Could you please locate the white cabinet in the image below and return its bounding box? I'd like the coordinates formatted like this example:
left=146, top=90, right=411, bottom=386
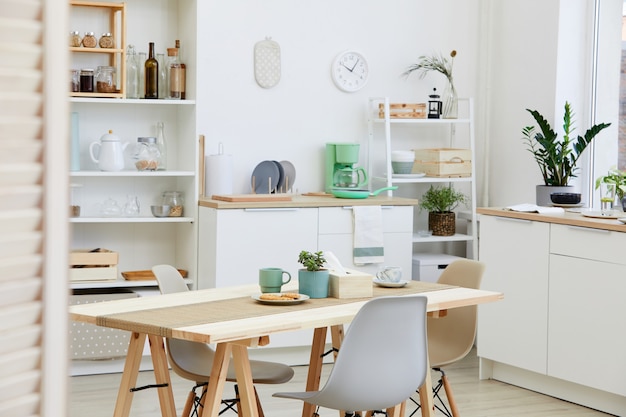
left=69, top=0, right=199, bottom=291
left=477, top=213, right=626, bottom=415
left=367, top=97, right=477, bottom=259
left=477, top=214, right=550, bottom=374
left=197, top=207, right=318, bottom=289
left=317, top=206, right=413, bottom=275
left=548, top=224, right=626, bottom=396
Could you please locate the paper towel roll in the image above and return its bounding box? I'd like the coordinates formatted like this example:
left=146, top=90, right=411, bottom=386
left=205, top=154, right=233, bottom=197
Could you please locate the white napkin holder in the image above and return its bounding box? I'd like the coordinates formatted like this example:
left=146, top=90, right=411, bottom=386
left=329, top=268, right=373, bottom=299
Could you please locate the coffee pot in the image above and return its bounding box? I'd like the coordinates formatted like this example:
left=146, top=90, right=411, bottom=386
left=89, top=130, right=128, bottom=171
left=333, top=166, right=368, bottom=188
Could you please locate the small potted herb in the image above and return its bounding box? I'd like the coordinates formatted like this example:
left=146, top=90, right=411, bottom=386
left=419, top=185, right=469, bottom=236
left=297, top=250, right=329, bottom=298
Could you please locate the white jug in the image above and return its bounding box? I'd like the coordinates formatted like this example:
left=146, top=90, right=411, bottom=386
left=89, top=130, right=128, bottom=171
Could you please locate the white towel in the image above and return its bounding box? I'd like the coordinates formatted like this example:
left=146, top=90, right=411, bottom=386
left=505, top=204, right=564, bottom=214
left=352, top=205, right=384, bottom=265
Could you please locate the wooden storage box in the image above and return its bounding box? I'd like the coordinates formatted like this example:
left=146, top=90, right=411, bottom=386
left=413, top=148, right=472, bottom=177
left=69, top=249, right=119, bottom=282
left=378, top=103, right=427, bottom=119
left=329, top=268, right=373, bottom=299
left=413, top=148, right=472, bottom=163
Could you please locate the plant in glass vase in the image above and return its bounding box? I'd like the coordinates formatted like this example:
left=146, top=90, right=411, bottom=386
left=595, top=166, right=626, bottom=211
left=402, top=50, right=458, bottom=118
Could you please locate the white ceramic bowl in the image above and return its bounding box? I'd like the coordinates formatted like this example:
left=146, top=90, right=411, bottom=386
left=391, top=150, right=415, bottom=162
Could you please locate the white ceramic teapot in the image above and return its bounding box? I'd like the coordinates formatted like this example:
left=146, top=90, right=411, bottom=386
left=89, top=130, right=128, bottom=171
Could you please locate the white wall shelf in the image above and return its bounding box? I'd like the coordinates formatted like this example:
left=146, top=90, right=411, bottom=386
left=70, top=216, right=193, bottom=223
left=71, top=170, right=195, bottom=177
left=69, top=97, right=196, bottom=105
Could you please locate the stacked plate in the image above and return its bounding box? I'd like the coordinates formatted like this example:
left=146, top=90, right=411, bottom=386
left=251, top=160, right=296, bottom=194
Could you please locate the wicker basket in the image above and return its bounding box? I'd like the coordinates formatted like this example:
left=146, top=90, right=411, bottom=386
left=428, top=212, right=456, bottom=236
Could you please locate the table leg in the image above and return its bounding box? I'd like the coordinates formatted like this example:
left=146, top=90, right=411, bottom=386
left=147, top=335, right=177, bottom=417
left=231, top=344, right=259, bottom=417
left=302, top=327, right=328, bottom=417
left=201, top=342, right=233, bottom=417
left=113, top=332, right=146, bottom=417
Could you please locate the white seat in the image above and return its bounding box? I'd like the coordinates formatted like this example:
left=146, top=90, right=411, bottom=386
left=273, top=295, right=429, bottom=415
left=151, top=264, right=294, bottom=417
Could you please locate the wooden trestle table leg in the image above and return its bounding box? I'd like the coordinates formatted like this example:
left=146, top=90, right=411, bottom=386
left=113, top=332, right=146, bottom=417
left=147, top=335, right=177, bottom=417
left=302, top=327, right=328, bottom=417
left=201, top=342, right=233, bottom=417
left=418, top=357, right=434, bottom=417
left=231, top=343, right=259, bottom=417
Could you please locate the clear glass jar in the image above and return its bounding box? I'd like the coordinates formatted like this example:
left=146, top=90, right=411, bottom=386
left=70, top=69, right=79, bottom=92
left=69, top=31, right=81, bottom=47
left=82, top=31, right=97, bottom=48
left=161, top=191, right=184, bottom=217
left=134, top=137, right=160, bottom=171
left=95, top=66, right=116, bottom=93
left=99, top=32, right=114, bottom=48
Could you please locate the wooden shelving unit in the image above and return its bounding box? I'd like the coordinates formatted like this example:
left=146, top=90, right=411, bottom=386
left=69, top=1, right=126, bottom=98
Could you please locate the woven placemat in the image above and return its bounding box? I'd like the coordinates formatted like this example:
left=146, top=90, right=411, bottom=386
left=97, top=281, right=453, bottom=338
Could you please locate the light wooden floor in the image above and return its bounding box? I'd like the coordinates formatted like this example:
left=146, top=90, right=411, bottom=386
left=69, top=348, right=611, bottom=417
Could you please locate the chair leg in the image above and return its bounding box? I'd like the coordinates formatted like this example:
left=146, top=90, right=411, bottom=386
left=440, top=373, right=460, bottom=417
left=182, top=389, right=196, bottom=417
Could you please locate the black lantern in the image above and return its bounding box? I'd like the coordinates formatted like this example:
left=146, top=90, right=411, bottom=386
left=428, top=88, right=442, bottom=119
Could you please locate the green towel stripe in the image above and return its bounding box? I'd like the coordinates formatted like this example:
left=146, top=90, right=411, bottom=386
left=353, top=247, right=384, bottom=257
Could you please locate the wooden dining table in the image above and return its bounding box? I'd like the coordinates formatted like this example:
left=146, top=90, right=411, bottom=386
left=69, top=280, right=503, bottom=417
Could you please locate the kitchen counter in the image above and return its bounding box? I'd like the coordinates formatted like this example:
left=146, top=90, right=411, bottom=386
left=477, top=207, right=626, bottom=232
left=199, top=194, right=419, bottom=209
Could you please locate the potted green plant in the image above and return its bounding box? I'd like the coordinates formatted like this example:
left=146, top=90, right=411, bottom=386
left=419, top=185, right=469, bottom=236
left=521, top=101, right=611, bottom=205
left=297, top=250, right=329, bottom=298
left=595, top=166, right=626, bottom=211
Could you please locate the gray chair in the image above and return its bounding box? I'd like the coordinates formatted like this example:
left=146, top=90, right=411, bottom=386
left=151, top=264, right=295, bottom=417
left=273, top=295, right=429, bottom=417
left=410, top=258, right=485, bottom=417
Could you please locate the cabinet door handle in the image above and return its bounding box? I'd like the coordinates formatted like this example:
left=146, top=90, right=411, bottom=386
left=495, top=216, right=531, bottom=224
left=243, top=208, right=300, bottom=212
left=341, top=206, right=394, bottom=210
left=566, top=225, right=610, bottom=234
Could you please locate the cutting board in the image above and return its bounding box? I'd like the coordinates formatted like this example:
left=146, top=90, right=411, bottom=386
left=122, top=269, right=188, bottom=281
left=212, top=194, right=292, bottom=202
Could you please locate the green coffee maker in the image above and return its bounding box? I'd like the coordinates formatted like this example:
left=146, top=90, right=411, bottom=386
left=325, top=143, right=368, bottom=192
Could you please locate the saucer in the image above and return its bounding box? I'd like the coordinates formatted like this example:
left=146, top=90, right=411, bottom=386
left=373, top=278, right=408, bottom=288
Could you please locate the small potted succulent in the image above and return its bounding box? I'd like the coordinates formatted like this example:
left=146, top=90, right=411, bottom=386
left=297, top=250, right=329, bottom=298
left=419, top=185, right=469, bottom=236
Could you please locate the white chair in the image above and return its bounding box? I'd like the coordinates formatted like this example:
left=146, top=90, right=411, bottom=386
left=410, top=258, right=485, bottom=417
left=151, top=264, right=295, bottom=417
left=273, top=295, right=429, bottom=417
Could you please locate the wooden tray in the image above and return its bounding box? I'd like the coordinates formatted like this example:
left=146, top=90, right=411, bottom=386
left=211, top=194, right=292, bottom=202
left=122, top=269, right=188, bottom=281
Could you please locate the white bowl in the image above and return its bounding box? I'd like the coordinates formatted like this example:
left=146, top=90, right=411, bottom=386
left=391, top=150, right=415, bottom=162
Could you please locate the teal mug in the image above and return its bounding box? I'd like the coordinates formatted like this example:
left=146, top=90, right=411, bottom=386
left=259, top=268, right=292, bottom=293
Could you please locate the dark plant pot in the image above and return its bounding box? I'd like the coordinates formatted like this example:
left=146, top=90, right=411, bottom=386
left=298, top=269, right=330, bottom=298
left=622, top=197, right=626, bottom=212
left=428, top=212, right=456, bottom=236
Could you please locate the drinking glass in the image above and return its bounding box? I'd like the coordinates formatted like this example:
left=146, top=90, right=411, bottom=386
left=599, top=182, right=616, bottom=215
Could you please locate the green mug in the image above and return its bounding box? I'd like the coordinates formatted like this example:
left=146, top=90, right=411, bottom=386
left=259, top=268, right=292, bottom=293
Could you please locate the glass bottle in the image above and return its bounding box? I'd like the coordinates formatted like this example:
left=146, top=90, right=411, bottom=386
left=175, top=39, right=186, bottom=99
left=167, top=48, right=182, bottom=99
left=126, top=45, right=139, bottom=99
left=144, top=42, right=158, bottom=99
left=157, top=53, right=168, bottom=99
left=138, top=51, right=146, bottom=99
left=156, top=121, right=167, bottom=170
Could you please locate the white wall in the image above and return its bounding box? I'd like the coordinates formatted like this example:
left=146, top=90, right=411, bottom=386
left=196, top=0, right=482, bottom=195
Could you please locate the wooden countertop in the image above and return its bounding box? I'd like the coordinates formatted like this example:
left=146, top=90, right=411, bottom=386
left=477, top=207, right=626, bottom=232
left=199, top=194, right=419, bottom=209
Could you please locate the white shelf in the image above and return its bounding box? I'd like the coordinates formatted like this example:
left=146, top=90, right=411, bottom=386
left=70, top=170, right=195, bottom=177
left=70, top=216, right=193, bottom=223
left=371, top=117, right=471, bottom=125
left=70, top=277, right=193, bottom=290
left=375, top=175, right=473, bottom=184
left=69, top=97, right=196, bottom=105
left=412, top=232, right=474, bottom=243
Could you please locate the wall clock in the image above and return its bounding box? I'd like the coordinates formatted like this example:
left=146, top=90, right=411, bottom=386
left=331, top=50, right=369, bottom=92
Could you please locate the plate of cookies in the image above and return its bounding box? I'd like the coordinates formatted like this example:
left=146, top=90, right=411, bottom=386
left=252, top=292, right=310, bottom=305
